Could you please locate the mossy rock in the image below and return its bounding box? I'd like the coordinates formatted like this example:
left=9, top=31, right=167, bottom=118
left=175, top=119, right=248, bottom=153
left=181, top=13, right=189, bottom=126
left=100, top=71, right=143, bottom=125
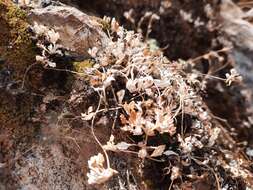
left=0, top=0, right=38, bottom=141
left=0, top=0, right=36, bottom=81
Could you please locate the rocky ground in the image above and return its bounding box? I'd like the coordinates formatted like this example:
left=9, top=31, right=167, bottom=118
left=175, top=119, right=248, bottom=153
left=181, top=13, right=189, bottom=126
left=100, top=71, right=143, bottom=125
left=1, top=0, right=253, bottom=189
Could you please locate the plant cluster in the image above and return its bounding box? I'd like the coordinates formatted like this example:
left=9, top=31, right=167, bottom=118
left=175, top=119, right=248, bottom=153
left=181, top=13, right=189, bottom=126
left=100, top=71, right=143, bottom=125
left=29, top=13, right=250, bottom=189
left=79, top=17, right=242, bottom=187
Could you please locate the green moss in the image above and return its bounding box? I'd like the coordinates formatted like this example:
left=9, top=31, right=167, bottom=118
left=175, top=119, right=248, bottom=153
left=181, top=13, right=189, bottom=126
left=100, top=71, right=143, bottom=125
left=6, top=4, right=26, bottom=21
left=0, top=0, right=37, bottom=81
left=72, top=59, right=94, bottom=73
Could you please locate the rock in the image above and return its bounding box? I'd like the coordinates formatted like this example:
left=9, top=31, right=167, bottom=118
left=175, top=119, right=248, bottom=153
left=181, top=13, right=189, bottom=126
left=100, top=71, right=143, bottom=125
left=220, top=0, right=253, bottom=93
left=28, top=3, right=110, bottom=57
left=59, top=0, right=220, bottom=60
left=221, top=0, right=253, bottom=50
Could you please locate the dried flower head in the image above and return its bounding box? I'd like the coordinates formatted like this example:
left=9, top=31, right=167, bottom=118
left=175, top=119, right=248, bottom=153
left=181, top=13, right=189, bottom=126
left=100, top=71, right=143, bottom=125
left=87, top=153, right=118, bottom=185
left=225, top=68, right=242, bottom=86
left=170, top=166, right=180, bottom=181
left=32, top=22, right=48, bottom=35
left=47, top=29, right=60, bottom=45
left=88, top=47, right=98, bottom=58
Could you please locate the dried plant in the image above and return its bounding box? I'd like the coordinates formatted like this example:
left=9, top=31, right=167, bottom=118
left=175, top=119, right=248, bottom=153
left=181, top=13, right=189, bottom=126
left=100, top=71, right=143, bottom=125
left=32, top=22, right=62, bottom=68
left=87, top=153, right=118, bottom=185
left=30, top=13, right=248, bottom=188
left=79, top=17, right=240, bottom=186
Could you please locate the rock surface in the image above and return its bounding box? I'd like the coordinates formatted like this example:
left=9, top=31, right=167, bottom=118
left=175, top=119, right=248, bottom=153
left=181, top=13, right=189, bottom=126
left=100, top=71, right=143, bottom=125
left=28, top=3, right=109, bottom=57
left=60, top=0, right=220, bottom=60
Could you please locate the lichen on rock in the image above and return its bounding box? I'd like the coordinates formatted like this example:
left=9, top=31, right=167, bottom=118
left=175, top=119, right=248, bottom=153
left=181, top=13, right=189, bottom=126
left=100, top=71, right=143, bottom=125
left=0, top=0, right=36, bottom=81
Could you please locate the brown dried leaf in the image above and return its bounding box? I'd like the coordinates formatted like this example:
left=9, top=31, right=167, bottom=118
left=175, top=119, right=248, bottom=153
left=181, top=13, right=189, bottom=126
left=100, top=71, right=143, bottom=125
left=117, top=90, right=125, bottom=104
left=138, top=148, right=148, bottom=159
left=129, top=110, right=137, bottom=124
left=150, top=145, right=166, bottom=157
left=81, top=112, right=95, bottom=121
left=120, top=114, right=127, bottom=125
left=115, top=142, right=132, bottom=150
